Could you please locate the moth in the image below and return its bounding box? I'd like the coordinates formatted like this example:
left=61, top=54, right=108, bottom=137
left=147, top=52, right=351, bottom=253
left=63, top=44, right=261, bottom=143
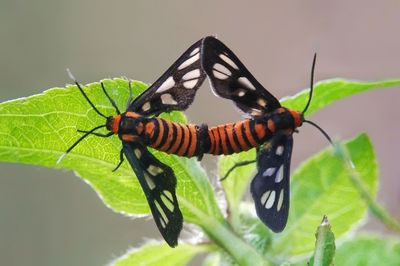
left=60, top=36, right=331, bottom=247
left=201, top=36, right=331, bottom=232
left=59, top=39, right=207, bottom=247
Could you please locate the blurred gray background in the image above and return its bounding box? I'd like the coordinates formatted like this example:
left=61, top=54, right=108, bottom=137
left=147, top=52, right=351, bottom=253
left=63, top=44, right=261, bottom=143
left=1, top=1, right=399, bottom=265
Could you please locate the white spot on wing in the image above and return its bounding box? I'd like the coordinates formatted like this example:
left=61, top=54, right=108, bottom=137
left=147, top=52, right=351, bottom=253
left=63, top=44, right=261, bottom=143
left=276, top=145, right=284, bottom=156
left=212, top=70, right=229, bottom=80
left=219, top=53, right=239, bottom=69
left=144, top=173, right=156, bottom=190
left=142, top=102, right=151, bottom=112
left=257, top=98, right=267, bottom=107
left=156, top=76, right=175, bottom=93
left=237, top=89, right=246, bottom=97
left=163, top=191, right=174, bottom=202
left=260, top=190, right=271, bottom=206
left=161, top=194, right=174, bottom=212
left=238, top=77, right=256, bottom=90
left=277, top=189, right=284, bottom=212
left=265, top=190, right=276, bottom=209
left=275, top=165, right=284, bottom=183
left=213, top=63, right=232, bottom=76
left=262, top=167, right=276, bottom=177
left=183, top=79, right=198, bottom=89
left=161, top=93, right=178, bottom=105
left=155, top=201, right=169, bottom=225
left=190, top=47, right=200, bottom=56
left=134, top=148, right=142, bottom=158
left=178, top=53, right=200, bottom=70
left=147, top=165, right=163, bottom=176
left=182, top=69, right=200, bottom=80
left=251, top=110, right=263, bottom=116
left=159, top=218, right=166, bottom=228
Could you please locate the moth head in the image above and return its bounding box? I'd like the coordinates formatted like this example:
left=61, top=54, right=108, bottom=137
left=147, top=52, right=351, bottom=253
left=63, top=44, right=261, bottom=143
left=106, top=115, right=121, bottom=134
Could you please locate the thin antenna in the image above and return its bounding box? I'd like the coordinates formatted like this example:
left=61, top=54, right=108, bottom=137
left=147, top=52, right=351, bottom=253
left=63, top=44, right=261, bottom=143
left=101, top=82, right=120, bottom=114
left=304, top=120, right=332, bottom=144
left=299, top=54, right=332, bottom=145
left=67, top=69, right=108, bottom=119
left=57, top=124, right=106, bottom=164
left=302, top=53, right=317, bottom=114
left=126, top=79, right=134, bottom=110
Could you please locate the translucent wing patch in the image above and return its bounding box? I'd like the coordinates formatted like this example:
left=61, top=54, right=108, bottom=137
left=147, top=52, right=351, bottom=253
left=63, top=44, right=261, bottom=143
left=201, top=36, right=281, bottom=115
left=250, top=134, right=293, bottom=232
left=122, top=142, right=183, bottom=247
left=129, top=39, right=206, bottom=116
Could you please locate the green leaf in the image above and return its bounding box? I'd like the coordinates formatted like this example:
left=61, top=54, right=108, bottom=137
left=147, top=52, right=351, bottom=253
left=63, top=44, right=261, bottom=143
left=271, top=133, right=378, bottom=257
left=0, top=79, right=222, bottom=223
left=281, top=78, right=400, bottom=117
left=112, top=242, right=209, bottom=266
left=235, top=202, right=273, bottom=252
left=335, top=235, right=400, bottom=266
left=334, top=141, right=400, bottom=233
left=308, top=216, right=335, bottom=266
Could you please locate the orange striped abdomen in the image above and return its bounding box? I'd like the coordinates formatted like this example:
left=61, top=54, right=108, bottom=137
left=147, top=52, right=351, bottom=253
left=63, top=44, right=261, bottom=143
left=145, top=118, right=200, bottom=158
left=207, top=119, right=272, bottom=155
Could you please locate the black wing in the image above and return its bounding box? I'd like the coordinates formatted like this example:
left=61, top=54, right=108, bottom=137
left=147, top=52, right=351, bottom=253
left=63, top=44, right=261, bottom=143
left=201, top=36, right=281, bottom=116
left=122, top=142, right=183, bottom=247
left=250, top=134, right=293, bottom=232
left=128, top=39, right=206, bottom=116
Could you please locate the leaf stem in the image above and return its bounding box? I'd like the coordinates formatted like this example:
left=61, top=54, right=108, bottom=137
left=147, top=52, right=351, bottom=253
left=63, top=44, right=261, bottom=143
left=334, top=142, right=400, bottom=233
left=181, top=198, right=270, bottom=266
left=199, top=216, right=271, bottom=266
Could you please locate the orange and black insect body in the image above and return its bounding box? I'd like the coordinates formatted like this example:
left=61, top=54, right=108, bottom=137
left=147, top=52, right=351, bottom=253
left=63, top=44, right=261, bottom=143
left=144, top=118, right=209, bottom=158
left=206, top=107, right=304, bottom=155
left=59, top=39, right=208, bottom=247
left=201, top=36, right=331, bottom=233
left=107, top=111, right=208, bottom=159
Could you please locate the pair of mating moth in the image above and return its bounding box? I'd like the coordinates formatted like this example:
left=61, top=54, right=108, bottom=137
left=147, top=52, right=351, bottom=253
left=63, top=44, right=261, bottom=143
left=61, top=36, right=329, bottom=247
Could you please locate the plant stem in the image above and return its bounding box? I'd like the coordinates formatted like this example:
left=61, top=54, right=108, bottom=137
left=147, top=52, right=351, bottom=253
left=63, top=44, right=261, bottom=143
left=181, top=198, right=270, bottom=266
left=310, top=216, right=335, bottom=266
left=200, top=216, right=271, bottom=266
left=334, top=142, right=400, bottom=233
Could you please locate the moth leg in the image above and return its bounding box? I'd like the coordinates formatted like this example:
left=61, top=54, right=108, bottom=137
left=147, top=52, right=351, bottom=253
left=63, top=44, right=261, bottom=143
left=220, top=159, right=256, bottom=181
left=112, top=149, right=125, bottom=172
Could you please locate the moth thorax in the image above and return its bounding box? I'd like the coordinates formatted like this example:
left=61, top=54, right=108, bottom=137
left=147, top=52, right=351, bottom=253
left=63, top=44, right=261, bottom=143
left=273, top=109, right=302, bottom=131
left=119, top=115, right=145, bottom=135
left=289, top=110, right=304, bottom=128
left=106, top=115, right=121, bottom=134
